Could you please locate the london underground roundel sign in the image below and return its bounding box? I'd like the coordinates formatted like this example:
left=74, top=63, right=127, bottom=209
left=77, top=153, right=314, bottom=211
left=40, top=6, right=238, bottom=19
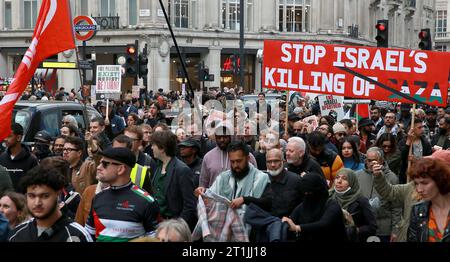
left=74, top=16, right=98, bottom=41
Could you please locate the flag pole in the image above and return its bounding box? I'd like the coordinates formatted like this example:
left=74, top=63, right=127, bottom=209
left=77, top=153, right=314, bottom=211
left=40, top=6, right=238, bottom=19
left=407, top=103, right=416, bottom=182
left=67, top=1, right=85, bottom=103
left=356, top=104, right=359, bottom=130
left=106, top=98, right=110, bottom=123
left=285, top=91, right=289, bottom=135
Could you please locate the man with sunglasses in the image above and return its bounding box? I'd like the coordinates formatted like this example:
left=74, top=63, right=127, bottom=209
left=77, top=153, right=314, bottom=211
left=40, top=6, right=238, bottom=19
left=85, top=147, right=159, bottom=242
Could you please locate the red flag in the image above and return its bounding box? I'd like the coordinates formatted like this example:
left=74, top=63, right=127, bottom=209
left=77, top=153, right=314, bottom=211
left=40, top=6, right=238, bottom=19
left=0, top=0, right=75, bottom=141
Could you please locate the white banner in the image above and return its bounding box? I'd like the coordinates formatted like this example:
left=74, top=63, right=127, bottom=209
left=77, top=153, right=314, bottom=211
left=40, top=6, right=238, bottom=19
left=318, top=94, right=345, bottom=121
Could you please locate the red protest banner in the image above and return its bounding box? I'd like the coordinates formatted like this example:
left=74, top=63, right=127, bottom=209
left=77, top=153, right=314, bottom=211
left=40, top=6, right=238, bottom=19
left=263, top=40, right=450, bottom=107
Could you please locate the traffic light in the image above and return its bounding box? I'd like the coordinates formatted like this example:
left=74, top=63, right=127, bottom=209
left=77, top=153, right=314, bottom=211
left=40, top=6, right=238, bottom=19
left=124, top=44, right=138, bottom=77
left=199, top=68, right=210, bottom=81
left=138, top=44, right=148, bottom=79
left=375, top=20, right=389, bottom=48
left=418, top=28, right=432, bottom=50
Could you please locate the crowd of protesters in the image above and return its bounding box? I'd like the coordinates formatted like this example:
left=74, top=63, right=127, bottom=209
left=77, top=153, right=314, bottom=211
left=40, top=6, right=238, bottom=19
left=0, top=86, right=449, bottom=243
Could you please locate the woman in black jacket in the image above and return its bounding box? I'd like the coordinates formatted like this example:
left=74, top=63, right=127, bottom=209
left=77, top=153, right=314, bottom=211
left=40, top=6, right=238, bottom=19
left=407, top=157, right=450, bottom=242
left=282, top=173, right=348, bottom=242
left=330, top=168, right=377, bottom=242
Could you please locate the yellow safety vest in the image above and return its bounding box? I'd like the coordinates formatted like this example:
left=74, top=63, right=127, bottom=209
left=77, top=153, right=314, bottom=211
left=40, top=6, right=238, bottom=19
left=130, top=164, right=148, bottom=189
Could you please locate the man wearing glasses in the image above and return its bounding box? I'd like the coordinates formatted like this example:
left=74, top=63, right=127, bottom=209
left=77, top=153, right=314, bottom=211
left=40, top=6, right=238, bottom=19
left=266, top=148, right=302, bottom=218
left=85, top=147, right=160, bottom=242
left=63, top=137, right=85, bottom=188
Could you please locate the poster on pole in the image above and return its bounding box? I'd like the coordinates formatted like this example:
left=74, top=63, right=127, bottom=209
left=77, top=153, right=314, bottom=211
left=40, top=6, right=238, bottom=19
left=318, top=95, right=345, bottom=121
left=132, top=86, right=141, bottom=99
left=263, top=40, right=450, bottom=107
left=96, top=65, right=122, bottom=94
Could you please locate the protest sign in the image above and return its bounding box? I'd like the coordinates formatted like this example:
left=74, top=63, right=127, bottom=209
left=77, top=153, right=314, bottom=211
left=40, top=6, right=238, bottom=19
left=318, top=95, right=345, bottom=120
left=263, top=40, right=450, bottom=106
left=132, top=85, right=141, bottom=99
left=96, top=65, right=122, bottom=94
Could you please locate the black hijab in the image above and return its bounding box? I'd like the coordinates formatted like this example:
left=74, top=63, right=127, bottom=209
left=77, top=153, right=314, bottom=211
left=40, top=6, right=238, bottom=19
left=295, top=173, right=330, bottom=224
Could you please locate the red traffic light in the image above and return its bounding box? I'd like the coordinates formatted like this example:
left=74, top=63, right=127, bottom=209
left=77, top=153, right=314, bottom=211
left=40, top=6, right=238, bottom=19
left=418, top=30, right=428, bottom=39
left=376, top=23, right=386, bottom=31
left=127, top=46, right=136, bottom=54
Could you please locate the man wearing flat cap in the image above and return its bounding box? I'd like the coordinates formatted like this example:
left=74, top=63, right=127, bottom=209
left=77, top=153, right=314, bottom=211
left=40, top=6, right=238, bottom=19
left=178, top=138, right=202, bottom=188
left=85, top=147, right=160, bottom=242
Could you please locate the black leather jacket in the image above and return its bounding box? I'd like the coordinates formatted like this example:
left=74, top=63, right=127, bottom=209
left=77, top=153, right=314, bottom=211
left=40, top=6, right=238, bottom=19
left=407, top=201, right=450, bottom=242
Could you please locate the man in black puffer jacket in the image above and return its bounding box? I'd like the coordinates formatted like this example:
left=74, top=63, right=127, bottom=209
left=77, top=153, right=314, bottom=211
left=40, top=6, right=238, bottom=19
left=0, top=124, right=38, bottom=192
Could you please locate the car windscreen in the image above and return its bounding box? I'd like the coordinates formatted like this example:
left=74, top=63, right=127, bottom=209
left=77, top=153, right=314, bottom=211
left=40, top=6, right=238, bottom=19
left=12, top=108, right=31, bottom=135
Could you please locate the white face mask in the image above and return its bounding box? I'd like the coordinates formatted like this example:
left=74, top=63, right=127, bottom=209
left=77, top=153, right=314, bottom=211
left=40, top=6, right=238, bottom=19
left=267, top=165, right=284, bottom=177
left=335, top=187, right=352, bottom=195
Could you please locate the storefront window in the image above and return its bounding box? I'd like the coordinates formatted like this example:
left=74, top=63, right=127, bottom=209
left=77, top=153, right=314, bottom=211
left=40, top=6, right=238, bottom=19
left=169, top=55, right=201, bottom=91
left=220, top=54, right=254, bottom=93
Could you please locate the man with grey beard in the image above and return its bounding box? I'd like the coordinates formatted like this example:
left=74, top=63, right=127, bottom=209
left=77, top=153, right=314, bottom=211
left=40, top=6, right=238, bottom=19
left=266, top=148, right=303, bottom=218
left=285, top=137, right=325, bottom=178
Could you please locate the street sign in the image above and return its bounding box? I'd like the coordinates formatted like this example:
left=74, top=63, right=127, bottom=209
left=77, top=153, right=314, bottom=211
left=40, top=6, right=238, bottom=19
left=96, top=65, right=122, bottom=94
left=78, top=60, right=95, bottom=70
left=41, top=62, right=77, bottom=69
left=73, top=16, right=98, bottom=41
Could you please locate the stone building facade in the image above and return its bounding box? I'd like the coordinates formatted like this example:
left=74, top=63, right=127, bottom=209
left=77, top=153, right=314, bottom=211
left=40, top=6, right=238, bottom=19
left=0, top=0, right=436, bottom=93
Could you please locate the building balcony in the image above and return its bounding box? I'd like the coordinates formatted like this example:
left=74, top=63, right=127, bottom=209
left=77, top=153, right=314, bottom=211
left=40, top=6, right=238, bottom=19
left=92, top=15, right=120, bottom=30
left=435, top=32, right=450, bottom=40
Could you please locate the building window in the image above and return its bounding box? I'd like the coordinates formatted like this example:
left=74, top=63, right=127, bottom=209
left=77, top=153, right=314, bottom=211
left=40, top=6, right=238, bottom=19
left=70, top=0, right=76, bottom=17
left=129, top=0, right=137, bottom=25
left=222, top=0, right=240, bottom=31
left=81, top=0, right=88, bottom=15
left=435, top=45, right=447, bottom=52
left=24, top=0, right=38, bottom=29
left=101, top=0, right=116, bottom=16
left=436, top=10, right=447, bottom=38
left=169, top=0, right=189, bottom=28
left=279, top=0, right=311, bottom=33
left=4, top=1, right=12, bottom=29
left=221, top=0, right=253, bottom=31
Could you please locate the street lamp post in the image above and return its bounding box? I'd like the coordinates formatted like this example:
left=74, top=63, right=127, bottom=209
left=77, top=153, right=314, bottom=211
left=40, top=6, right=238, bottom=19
left=239, top=0, right=245, bottom=90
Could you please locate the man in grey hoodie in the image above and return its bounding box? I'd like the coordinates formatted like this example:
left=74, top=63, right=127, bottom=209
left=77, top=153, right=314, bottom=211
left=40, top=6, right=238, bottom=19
left=356, top=147, right=402, bottom=242
left=199, top=124, right=257, bottom=188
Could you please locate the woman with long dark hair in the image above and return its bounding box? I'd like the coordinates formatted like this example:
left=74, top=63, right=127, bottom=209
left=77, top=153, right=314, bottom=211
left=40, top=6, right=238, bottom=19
left=339, top=137, right=364, bottom=171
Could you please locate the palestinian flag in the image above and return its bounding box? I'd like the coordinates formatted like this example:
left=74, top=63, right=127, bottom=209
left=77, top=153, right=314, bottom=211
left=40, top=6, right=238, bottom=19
left=356, top=104, right=370, bottom=121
